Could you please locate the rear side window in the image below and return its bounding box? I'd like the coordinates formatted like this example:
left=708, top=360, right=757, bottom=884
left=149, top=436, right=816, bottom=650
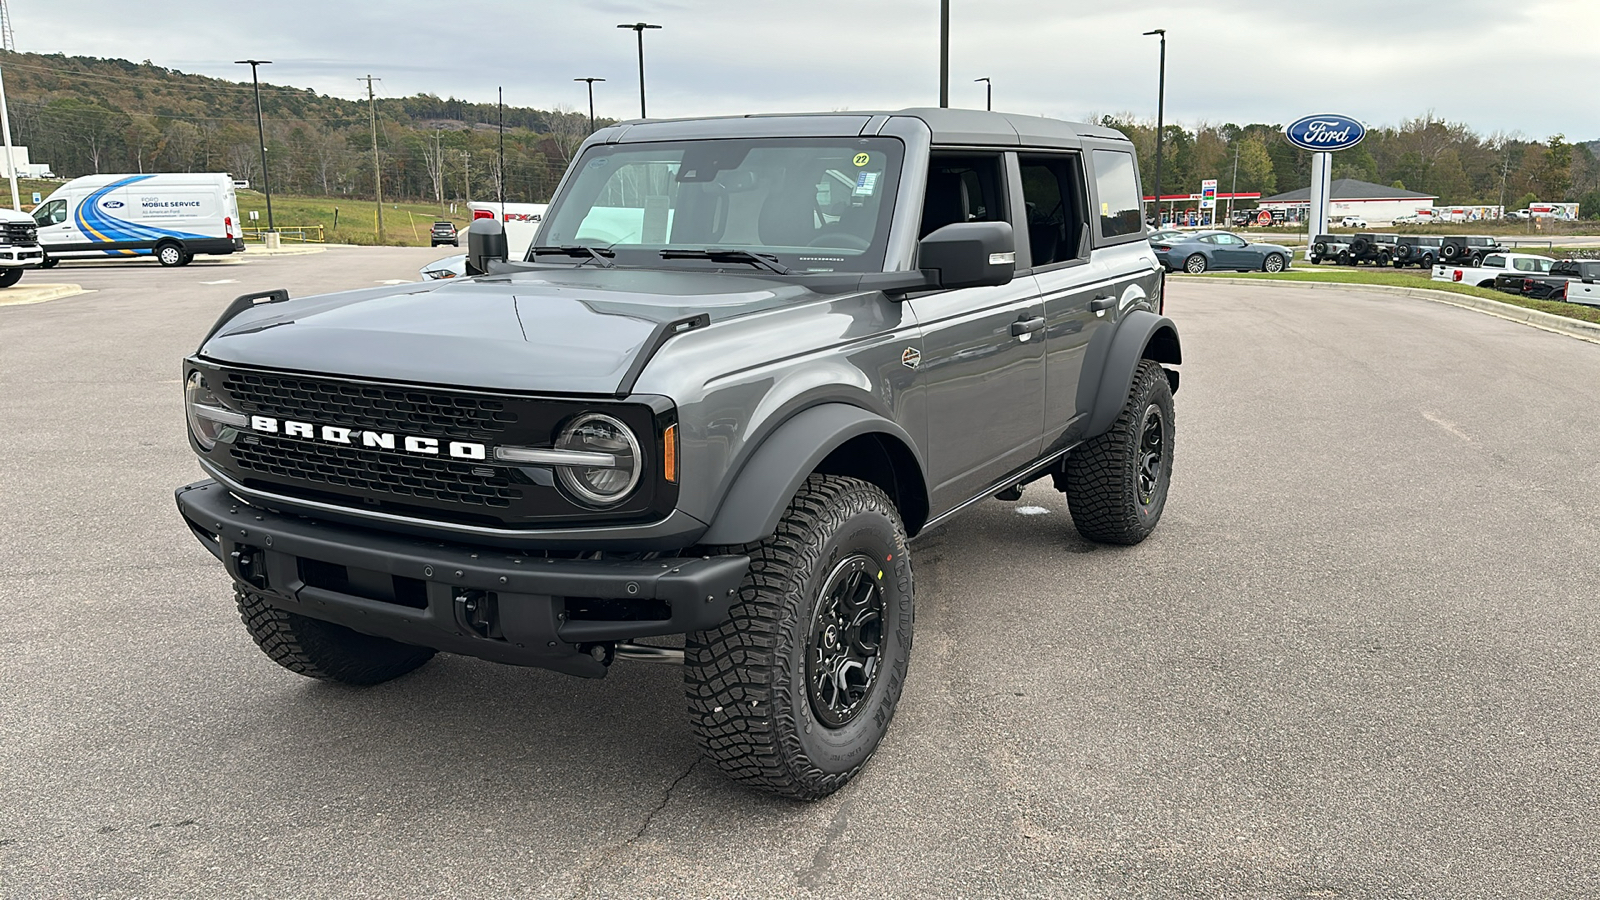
left=1091, top=149, right=1144, bottom=239
left=1017, top=153, right=1089, bottom=267
left=1552, top=262, right=1578, bottom=277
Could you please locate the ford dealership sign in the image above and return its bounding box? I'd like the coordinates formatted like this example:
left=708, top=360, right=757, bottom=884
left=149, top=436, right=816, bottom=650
left=1283, top=114, right=1366, bottom=152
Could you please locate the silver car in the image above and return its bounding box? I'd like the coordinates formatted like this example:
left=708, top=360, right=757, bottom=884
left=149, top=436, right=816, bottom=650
left=1152, top=230, right=1293, bottom=274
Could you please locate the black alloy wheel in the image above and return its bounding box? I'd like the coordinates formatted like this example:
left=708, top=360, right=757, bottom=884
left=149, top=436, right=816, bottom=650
left=806, top=554, right=886, bottom=727
left=1136, top=404, right=1166, bottom=507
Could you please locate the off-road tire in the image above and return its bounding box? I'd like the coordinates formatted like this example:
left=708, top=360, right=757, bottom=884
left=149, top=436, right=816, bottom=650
left=235, top=586, right=435, bottom=685
left=1183, top=253, right=1207, bottom=274
left=1062, top=360, right=1175, bottom=545
left=685, top=474, right=914, bottom=800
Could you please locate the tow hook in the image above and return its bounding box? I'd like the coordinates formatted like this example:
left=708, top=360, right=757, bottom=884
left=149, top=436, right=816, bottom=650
left=454, top=590, right=503, bottom=640
left=230, top=546, right=267, bottom=589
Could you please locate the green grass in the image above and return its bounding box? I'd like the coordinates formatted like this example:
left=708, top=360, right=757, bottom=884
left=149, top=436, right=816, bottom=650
left=234, top=192, right=471, bottom=247
left=1177, top=267, right=1600, bottom=325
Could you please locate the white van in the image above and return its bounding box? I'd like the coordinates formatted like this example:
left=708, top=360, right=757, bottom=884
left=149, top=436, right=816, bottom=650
left=32, top=173, right=246, bottom=267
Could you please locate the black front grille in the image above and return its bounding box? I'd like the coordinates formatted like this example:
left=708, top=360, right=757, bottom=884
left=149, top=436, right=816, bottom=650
left=6, top=222, right=36, bottom=244
left=223, top=371, right=516, bottom=440
left=232, top=434, right=521, bottom=510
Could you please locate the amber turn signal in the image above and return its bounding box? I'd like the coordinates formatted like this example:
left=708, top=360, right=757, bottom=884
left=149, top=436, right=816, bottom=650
left=663, top=423, right=678, bottom=483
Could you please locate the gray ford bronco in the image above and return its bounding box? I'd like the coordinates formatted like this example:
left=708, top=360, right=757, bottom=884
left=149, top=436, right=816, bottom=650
left=176, top=108, right=1180, bottom=800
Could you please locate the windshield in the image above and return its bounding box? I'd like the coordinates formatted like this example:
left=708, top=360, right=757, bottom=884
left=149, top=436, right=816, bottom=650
left=539, top=137, right=904, bottom=274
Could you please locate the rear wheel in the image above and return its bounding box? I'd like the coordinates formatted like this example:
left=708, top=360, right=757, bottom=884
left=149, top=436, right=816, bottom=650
left=685, top=474, right=914, bottom=800
left=155, top=241, right=186, bottom=267
left=1183, top=253, right=1208, bottom=275
left=0, top=268, right=21, bottom=288
left=235, top=586, right=436, bottom=685
left=1062, top=360, right=1175, bottom=545
left=1336, top=250, right=1352, bottom=266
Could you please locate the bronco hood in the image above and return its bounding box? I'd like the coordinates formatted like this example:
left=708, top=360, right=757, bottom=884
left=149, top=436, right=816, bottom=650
left=199, top=268, right=820, bottom=394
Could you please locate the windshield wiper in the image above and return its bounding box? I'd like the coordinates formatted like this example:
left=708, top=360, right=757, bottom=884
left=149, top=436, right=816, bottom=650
left=529, top=245, right=616, bottom=268
left=659, top=248, right=791, bottom=275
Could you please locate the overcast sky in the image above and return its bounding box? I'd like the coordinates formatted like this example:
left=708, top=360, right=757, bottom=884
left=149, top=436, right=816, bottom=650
left=16, top=0, right=1599, bottom=140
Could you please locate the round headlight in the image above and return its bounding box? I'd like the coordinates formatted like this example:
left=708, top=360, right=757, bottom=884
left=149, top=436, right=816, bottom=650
left=555, top=413, right=641, bottom=506
left=185, top=370, right=244, bottom=451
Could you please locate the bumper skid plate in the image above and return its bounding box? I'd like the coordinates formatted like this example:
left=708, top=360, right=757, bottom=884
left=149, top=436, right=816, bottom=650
left=176, top=480, right=748, bottom=678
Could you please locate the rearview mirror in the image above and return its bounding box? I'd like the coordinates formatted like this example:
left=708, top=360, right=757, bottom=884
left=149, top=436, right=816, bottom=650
left=466, top=218, right=508, bottom=276
left=918, top=221, right=1015, bottom=290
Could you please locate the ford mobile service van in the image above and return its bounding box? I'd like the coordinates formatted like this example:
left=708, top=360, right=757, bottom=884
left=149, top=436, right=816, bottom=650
left=33, top=173, right=246, bottom=267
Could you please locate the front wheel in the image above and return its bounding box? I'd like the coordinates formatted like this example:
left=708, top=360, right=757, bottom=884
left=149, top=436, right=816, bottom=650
left=0, top=268, right=21, bottom=288
left=1264, top=253, right=1286, bottom=273
left=236, top=586, right=435, bottom=685
left=1183, top=253, right=1208, bottom=274
left=686, top=474, right=914, bottom=800
left=155, top=242, right=186, bottom=267
left=1061, top=360, right=1175, bottom=545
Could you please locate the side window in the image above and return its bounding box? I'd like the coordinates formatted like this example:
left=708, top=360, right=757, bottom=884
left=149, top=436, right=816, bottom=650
left=920, top=153, right=1005, bottom=238
left=1512, top=258, right=1537, bottom=272
left=1017, top=153, right=1089, bottom=267
left=1090, top=149, right=1144, bottom=239
left=1552, top=262, right=1577, bottom=277
left=34, top=199, right=66, bottom=226
left=1482, top=255, right=1505, bottom=269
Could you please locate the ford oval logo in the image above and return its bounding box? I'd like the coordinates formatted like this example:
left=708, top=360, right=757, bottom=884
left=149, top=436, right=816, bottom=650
left=1283, top=114, right=1366, bottom=152
left=102, top=200, right=125, bottom=208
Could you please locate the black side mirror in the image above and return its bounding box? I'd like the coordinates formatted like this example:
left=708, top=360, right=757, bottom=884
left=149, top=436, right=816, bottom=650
left=466, top=218, right=508, bottom=276
left=918, top=221, right=1016, bottom=290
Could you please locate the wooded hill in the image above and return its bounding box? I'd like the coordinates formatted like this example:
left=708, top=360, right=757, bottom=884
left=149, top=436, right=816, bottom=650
left=4, top=49, right=1597, bottom=215
left=1, top=50, right=601, bottom=205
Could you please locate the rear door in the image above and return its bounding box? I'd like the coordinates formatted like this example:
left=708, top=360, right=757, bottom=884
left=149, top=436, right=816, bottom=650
left=905, top=151, right=1046, bottom=512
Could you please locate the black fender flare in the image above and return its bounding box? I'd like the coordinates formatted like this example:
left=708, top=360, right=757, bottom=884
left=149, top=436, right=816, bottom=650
left=699, top=403, right=927, bottom=546
left=1084, top=309, right=1182, bottom=438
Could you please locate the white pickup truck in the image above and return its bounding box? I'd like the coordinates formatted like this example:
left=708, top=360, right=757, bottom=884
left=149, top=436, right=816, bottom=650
left=420, top=200, right=548, bottom=280
left=1432, top=251, right=1554, bottom=288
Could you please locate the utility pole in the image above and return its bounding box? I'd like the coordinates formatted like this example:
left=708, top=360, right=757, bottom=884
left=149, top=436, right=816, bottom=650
left=360, top=75, right=384, bottom=243
left=974, top=77, right=990, bottom=111
left=0, top=64, right=19, bottom=211
left=235, top=59, right=274, bottom=233
left=1143, top=29, right=1167, bottom=225
left=1228, top=141, right=1240, bottom=225
left=497, top=86, right=505, bottom=221
left=574, top=77, right=605, bottom=132
left=460, top=149, right=470, bottom=204
left=939, top=0, right=950, bottom=108
left=617, top=23, right=661, bottom=118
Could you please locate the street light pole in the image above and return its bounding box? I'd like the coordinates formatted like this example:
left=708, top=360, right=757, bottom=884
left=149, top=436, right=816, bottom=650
left=235, top=59, right=274, bottom=233
left=974, top=77, right=990, bottom=111
left=1143, top=29, right=1166, bottom=225
left=617, top=23, right=661, bottom=119
left=939, top=0, right=950, bottom=108
left=574, top=77, right=605, bottom=132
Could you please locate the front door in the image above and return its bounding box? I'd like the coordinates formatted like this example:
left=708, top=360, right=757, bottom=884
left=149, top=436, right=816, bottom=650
left=907, top=151, right=1045, bottom=514
left=32, top=198, right=72, bottom=252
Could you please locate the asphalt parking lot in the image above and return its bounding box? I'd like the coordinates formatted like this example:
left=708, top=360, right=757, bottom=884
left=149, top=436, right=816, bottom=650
left=4, top=248, right=1599, bottom=899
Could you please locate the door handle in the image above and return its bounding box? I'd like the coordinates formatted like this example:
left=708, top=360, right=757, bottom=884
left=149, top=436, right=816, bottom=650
left=1010, top=316, right=1046, bottom=338
left=1089, top=295, right=1117, bottom=312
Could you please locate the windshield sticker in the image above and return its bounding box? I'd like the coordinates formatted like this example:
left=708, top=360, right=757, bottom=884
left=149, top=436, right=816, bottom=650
left=853, top=152, right=871, bottom=167
left=853, top=171, right=879, bottom=197
left=587, top=157, right=610, bottom=169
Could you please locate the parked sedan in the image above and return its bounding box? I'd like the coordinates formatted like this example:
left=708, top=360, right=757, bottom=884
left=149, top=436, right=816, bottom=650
left=1152, top=230, right=1294, bottom=274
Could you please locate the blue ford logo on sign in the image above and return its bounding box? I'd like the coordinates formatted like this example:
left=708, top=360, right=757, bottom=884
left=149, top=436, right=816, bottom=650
left=102, top=200, right=125, bottom=208
left=1283, top=114, right=1366, bottom=152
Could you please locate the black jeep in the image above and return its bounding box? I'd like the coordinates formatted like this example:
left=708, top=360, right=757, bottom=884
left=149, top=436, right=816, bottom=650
left=1438, top=235, right=1503, bottom=266
left=1392, top=236, right=1444, bottom=269
left=175, top=109, right=1180, bottom=800
left=1346, top=233, right=1397, bottom=267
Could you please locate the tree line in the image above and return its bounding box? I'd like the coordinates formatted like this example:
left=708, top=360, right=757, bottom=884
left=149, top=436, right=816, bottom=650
left=1101, top=114, right=1600, bottom=216
left=4, top=51, right=1597, bottom=218
left=1, top=50, right=600, bottom=208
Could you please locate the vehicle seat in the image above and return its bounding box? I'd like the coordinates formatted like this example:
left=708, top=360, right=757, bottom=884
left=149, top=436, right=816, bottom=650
left=756, top=177, right=820, bottom=247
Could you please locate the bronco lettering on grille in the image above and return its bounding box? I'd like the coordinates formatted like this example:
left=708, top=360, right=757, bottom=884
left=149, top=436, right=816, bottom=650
left=248, top=415, right=488, bottom=460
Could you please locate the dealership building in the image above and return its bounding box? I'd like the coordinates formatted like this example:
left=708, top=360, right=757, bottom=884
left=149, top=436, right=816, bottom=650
left=1258, top=178, right=1437, bottom=224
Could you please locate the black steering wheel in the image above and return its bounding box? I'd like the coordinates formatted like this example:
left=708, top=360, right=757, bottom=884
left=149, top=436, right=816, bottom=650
left=807, top=232, right=871, bottom=251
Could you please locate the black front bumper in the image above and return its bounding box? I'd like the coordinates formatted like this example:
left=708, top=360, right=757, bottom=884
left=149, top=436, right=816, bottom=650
left=176, top=480, right=748, bottom=678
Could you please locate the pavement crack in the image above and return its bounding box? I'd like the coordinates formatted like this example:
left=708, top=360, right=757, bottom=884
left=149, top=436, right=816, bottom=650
left=553, top=758, right=700, bottom=899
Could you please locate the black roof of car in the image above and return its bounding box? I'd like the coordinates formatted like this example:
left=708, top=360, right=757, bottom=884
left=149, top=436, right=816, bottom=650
left=594, top=107, right=1131, bottom=148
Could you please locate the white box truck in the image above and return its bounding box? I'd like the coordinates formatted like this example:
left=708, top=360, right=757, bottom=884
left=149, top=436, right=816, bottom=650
left=32, top=173, right=246, bottom=267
